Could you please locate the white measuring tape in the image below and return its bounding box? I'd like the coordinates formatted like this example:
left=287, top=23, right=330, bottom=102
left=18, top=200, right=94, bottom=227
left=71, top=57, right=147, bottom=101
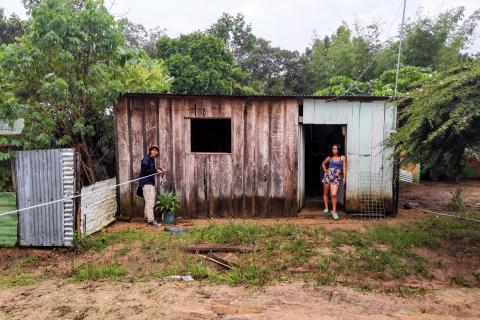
left=0, top=172, right=163, bottom=218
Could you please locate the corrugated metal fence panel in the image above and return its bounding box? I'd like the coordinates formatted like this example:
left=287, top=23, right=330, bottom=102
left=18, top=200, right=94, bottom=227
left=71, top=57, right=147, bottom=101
left=62, top=149, right=75, bottom=246
left=15, top=149, right=75, bottom=247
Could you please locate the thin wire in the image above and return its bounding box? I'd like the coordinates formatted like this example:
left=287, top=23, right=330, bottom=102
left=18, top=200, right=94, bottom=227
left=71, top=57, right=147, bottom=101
left=0, top=172, right=164, bottom=218
left=415, top=208, right=480, bottom=224
left=326, top=0, right=405, bottom=102
left=394, top=0, right=407, bottom=97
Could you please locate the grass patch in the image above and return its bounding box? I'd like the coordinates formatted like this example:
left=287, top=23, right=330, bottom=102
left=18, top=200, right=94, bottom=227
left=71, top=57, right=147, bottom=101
left=283, top=237, right=313, bottom=266
left=0, top=274, right=40, bottom=287
left=7, top=217, right=476, bottom=291
left=453, top=275, right=471, bottom=287
left=186, top=261, right=213, bottom=280
left=72, top=263, right=126, bottom=281
left=217, top=265, right=270, bottom=287
left=419, top=215, right=480, bottom=239
left=186, top=222, right=305, bottom=245
left=0, top=192, right=17, bottom=248
left=116, top=244, right=132, bottom=256
left=329, top=229, right=370, bottom=248
left=187, top=222, right=263, bottom=244
left=73, top=229, right=149, bottom=252
left=474, top=270, right=480, bottom=281
left=369, top=224, right=438, bottom=252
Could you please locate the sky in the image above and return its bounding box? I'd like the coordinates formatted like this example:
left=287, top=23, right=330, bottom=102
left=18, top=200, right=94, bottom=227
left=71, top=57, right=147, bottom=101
left=1, top=0, right=479, bottom=54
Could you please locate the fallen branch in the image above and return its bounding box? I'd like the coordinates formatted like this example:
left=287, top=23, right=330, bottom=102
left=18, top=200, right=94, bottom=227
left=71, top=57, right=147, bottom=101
left=208, top=253, right=240, bottom=268
left=199, top=254, right=232, bottom=269
left=287, top=267, right=315, bottom=273
left=183, top=243, right=254, bottom=253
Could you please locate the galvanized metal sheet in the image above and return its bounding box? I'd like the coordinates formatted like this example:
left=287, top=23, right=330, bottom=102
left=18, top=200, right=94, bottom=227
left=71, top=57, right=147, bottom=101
left=15, top=149, right=75, bottom=247
left=301, top=99, right=396, bottom=213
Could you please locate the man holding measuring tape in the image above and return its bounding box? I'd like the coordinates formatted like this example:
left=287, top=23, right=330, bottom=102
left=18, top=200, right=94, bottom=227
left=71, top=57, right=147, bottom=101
left=138, top=144, right=166, bottom=227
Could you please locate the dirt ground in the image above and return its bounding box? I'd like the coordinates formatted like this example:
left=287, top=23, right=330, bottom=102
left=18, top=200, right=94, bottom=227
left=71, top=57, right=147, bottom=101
left=399, top=179, right=480, bottom=212
left=0, top=180, right=479, bottom=320
left=1, top=280, right=480, bottom=320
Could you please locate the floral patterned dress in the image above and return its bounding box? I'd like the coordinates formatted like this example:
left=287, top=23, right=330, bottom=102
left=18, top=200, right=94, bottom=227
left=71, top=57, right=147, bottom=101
left=322, top=157, right=343, bottom=186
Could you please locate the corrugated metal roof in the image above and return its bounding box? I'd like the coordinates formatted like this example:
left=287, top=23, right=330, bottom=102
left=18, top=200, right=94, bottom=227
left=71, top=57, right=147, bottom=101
left=121, top=92, right=391, bottom=101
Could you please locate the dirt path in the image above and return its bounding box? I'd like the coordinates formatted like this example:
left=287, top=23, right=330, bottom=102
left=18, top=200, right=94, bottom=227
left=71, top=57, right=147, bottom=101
left=1, top=280, right=479, bottom=320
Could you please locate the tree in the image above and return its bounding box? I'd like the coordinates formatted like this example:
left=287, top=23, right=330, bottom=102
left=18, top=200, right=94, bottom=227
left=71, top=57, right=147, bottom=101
left=207, top=13, right=313, bottom=95
left=156, top=32, right=255, bottom=94
left=404, top=7, right=479, bottom=70
left=0, top=0, right=170, bottom=185
left=207, top=13, right=255, bottom=64
left=237, top=37, right=313, bottom=95
left=120, top=48, right=172, bottom=92
left=0, top=9, right=25, bottom=44
left=375, top=7, right=480, bottom=75
left=387, top=60, right=480, bottom=178
left=310, top=23, right=381, bottom=90
left=119, top=18, right=166, bottom=58
left=315, top=66, right=431, bottom=96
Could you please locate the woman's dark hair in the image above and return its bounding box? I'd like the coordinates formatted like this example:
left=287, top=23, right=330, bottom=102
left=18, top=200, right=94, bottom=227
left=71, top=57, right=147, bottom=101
left=331, top=144, right=341, bottom=155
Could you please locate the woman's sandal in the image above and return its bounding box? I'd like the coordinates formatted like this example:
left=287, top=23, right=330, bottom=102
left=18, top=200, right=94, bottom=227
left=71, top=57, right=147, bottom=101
left=331, top=212, right=339, bottom=220
left=323, top=208, right=329, bottom=213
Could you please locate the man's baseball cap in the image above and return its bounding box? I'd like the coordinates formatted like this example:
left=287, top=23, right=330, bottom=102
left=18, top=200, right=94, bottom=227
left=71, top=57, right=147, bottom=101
left=149, top=144, right=159, bottom=152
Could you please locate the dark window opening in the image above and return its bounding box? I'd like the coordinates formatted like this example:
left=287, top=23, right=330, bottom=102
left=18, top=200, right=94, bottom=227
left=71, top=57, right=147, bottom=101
left=299, top=104, right=303, bottom=117
left=191, top=118, right=231, bottom=153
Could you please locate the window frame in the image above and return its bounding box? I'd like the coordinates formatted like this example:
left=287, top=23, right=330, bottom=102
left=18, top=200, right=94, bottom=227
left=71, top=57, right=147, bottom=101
left=187, top=117, right=233, bottom=155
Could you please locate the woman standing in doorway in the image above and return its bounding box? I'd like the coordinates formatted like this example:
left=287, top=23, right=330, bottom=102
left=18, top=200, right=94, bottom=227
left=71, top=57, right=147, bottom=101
left=321, top=144, right=346, bottom=220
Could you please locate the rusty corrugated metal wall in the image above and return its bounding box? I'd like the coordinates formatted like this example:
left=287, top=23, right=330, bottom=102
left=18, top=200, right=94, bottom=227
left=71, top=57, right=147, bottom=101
left=115, top=95, right=299, bottom=218
left=15, top=149, right=75, bottom=246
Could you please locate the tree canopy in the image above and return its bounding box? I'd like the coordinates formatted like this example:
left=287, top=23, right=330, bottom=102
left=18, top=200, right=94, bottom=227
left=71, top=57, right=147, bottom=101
left=156, top=32, right=254, bottom=95
left=387, top=60, right=480, bottom=178
left=315, top=66, right=432, bottom=96
left=0, top=8, right=25, bottom=45
left=0, top=0, right=170, bottom=184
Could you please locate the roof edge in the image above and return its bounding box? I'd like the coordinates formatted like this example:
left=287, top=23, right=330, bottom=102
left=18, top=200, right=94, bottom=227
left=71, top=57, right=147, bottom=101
left=120, top=92, right=392, bottom=101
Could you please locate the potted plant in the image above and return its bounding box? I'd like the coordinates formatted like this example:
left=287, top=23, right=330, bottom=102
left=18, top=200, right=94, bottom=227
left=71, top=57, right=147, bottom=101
left=154, top=192, right=181, bottom=224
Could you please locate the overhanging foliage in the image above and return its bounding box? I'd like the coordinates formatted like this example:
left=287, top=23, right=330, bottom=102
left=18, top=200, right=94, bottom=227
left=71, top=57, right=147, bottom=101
left=387, top=60, right=480, bottom=177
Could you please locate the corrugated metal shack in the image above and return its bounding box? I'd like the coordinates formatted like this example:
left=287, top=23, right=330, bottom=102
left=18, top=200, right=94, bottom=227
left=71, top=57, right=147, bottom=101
left=114, top=93, right=397, bottom=218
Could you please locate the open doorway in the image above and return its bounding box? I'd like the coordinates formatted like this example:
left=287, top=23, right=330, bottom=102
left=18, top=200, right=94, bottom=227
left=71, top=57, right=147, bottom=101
left=303, top=124, right=346, bottom=210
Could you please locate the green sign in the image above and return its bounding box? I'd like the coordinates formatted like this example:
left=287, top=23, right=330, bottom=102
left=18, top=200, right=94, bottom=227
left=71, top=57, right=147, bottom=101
left=0, top=119, right=24, bottom=135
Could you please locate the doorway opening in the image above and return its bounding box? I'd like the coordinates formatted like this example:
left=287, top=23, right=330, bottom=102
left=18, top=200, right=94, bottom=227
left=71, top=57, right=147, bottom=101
left=303, top=124, right=346, bottom=210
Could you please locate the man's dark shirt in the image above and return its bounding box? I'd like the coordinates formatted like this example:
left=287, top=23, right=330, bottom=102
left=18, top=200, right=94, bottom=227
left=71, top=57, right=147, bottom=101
left=139, top=155, right=156, bottom=187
